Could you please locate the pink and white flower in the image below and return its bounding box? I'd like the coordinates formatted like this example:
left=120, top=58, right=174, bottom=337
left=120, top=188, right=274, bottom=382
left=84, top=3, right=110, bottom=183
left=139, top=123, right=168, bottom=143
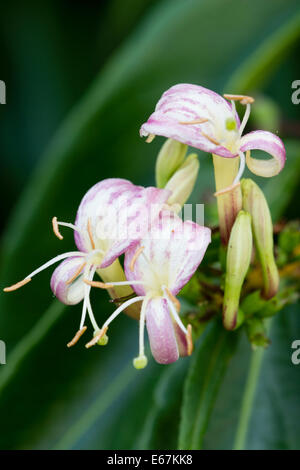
left=86, top=211, right=211, bottom=367
left=4, top=178, right=170, bottom=345
left=140, top=84, right=286, bottom=186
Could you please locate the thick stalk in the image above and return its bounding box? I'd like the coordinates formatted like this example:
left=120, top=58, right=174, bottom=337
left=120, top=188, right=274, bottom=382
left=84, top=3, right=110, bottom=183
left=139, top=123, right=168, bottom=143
left=212, top=154, right=242, bottom=245
left=97, top=259, right=141, bottom=320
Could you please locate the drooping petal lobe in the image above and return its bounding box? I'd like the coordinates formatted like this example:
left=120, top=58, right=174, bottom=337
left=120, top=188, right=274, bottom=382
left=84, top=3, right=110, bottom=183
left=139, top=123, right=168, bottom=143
left=140, top=83, right=239, bottom=158
left=146, top=297, right=179, bottom=364
left=125, top=211, right=211, bottom=296
left=50, top=257, right=85, bottom=305
left=240, top=130, right=286, bottom=177
left=74, top=178, right=170, bottom=268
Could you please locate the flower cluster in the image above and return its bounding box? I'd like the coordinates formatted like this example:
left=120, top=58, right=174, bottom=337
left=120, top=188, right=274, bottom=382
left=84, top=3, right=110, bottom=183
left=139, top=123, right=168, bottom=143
left=4, top=177, right=211, bottom=367
left=4, top=82, right=286, bottom=365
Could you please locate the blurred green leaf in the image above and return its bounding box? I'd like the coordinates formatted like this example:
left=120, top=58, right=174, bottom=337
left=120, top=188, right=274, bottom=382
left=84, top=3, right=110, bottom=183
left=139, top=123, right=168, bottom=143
left=178, top=321, right=238, bottom=450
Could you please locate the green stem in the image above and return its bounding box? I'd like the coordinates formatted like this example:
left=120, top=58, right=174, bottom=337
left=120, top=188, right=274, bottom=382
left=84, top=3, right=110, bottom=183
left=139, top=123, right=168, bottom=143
left=233, top=319, right=272, bottom=449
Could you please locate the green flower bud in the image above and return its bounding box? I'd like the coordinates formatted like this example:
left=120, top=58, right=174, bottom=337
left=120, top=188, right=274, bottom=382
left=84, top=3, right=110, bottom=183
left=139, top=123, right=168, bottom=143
left=241, top=178, right=279, bottom=300
left=165, top=154, right=199, bottom=207
left=155, top=138, right=187, bottom=188
left=223, top=210, right=252, bottom=330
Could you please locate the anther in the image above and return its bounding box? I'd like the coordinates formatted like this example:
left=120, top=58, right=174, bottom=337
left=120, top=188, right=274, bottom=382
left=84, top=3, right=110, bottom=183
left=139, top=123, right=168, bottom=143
left=52, top=216, right=63, bottom=240
left=66, top=261, right=87, bottom=285
left=187, top=324, right=193, bottom=356
left=214, top=181, right=241, bottom=197
left=223, top=94, right=255, bottom=105
left=146, top=134, right=155, bottom=143
left=3, top=278, right=32, bottom=292
left=164, top=287, right=181, bottom=313
left=85, top=327, right=108, bottom=349
left=67, top=326, right=87, bottom=348
left=87, top=218, right=95, bottom=250
left=83, top=279, right=113, bottom=289
left=201, top=131, right=220, bottom=146
left=179, top=118, right=209, bottom=125
left=130, top=246, right=144, bottom=272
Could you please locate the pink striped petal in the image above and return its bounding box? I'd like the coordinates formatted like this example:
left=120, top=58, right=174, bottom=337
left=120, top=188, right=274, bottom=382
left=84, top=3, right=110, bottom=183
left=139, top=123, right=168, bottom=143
left=50, top=257, right=85, bottom=305
left=140, top=83, right=240, bottom=158
left=74, top=178, right=170, bottom=268
left=124, top=211, right=211, bottom=296
left=146, top=297, right=179, bottom=364
left=240, top=130, right=286, bottom=177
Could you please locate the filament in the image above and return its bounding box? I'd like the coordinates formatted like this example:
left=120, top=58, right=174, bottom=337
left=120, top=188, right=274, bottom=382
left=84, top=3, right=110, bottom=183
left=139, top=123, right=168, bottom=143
left=162, top=286, right=187, bottom=334
left=102, top=296, right=145, bottom=330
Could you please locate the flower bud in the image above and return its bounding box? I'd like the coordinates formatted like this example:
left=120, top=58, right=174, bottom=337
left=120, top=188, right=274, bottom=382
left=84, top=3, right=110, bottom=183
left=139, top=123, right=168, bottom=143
left=241, top=178, right=279, bottom=299
left=165, top=154, right=199, bottom=207
left=223, top=210, right=252, bottom=330
left=155, top=138, right=187, bottom=188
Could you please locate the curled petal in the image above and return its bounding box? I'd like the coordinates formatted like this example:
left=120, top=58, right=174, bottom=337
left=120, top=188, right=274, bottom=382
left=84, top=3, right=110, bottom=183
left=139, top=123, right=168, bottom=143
left=146, top=297, right=179, bottom=364
left=239, top=130, right=286, bottom=177
left=124, top=211, right=211, bottom=296
left=140, top=83, right=239, bottom=158
left=74, top=178, right=170, bottom=268
left=50, top=257, right=85, bottom=305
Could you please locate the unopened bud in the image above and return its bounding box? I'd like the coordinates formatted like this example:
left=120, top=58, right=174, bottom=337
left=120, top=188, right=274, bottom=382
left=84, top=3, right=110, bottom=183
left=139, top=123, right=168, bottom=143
left=155, top=139, right=187, bottom=188
left=223, top=210, right=252, bottom=330
left=165, top=154, right=199, bottom=207
left=241, top=178, right=279, bottom=299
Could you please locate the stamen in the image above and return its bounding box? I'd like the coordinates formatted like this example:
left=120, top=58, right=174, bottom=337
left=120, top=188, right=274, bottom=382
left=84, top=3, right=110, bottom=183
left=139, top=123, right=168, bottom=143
left=187, top=324, right=193, bottom=356
left=238, top=103, right=251, bottom=137
left=4, top=251, right=86, bottom=292
left=164, top=286, right=181, bottom=313
left=87, top=218, right=95, bottom=250
left=233, top=151, right=246, bottom=185
left=102, top=296, right=145, bottom=330
left=214, top=181, right=241, bottom=197
left=3, top=277, right=32, bottom=292
left=66, top=261, right=86, bottom=285
left=200, top=131, right=220, bottom=146
left=146, top=134, right=155, bottom=143
left=179, top=118, right=209, bottom=125
left=67, top=326, right=87, bottom=348
left=162, top=286, right=187, bottom=335
left=84, top=279, right=146, bottom=289
left=79, top=264, right=99, bottom=331
left=223, top=94, right=255, bottom=105
left=52, top=216, right=63, bottom=240
left=130, top=246, right=144, bottom=272
left=85, top=326, right=108, bottom=349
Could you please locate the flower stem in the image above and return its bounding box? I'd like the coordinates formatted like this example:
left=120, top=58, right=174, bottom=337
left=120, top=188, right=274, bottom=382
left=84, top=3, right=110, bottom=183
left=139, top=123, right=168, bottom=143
left=233, top=318, right=272, bottom=449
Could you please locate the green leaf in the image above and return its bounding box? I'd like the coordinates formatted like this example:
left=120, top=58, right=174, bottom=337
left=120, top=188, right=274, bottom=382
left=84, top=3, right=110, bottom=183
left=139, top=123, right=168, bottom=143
left=203, top=303, right=300, bottom=449
left=178, top=321, right=238, bottom=450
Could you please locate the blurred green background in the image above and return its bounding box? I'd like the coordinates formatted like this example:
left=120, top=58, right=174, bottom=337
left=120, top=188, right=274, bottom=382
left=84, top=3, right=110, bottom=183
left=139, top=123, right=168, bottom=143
left=0, top=0, right=299, bottom=450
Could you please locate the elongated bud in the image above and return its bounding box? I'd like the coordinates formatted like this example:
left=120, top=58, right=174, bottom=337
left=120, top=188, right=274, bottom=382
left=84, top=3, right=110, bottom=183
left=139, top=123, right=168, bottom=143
left=165, top=154, right=199, bottom=207
left=241, top=178, right=279, bottom=299
left=155, top=138, right=187, bottom=188
left=212, top=154, right=242, bottom=245
left=223, top=210, right=252, bottom=330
